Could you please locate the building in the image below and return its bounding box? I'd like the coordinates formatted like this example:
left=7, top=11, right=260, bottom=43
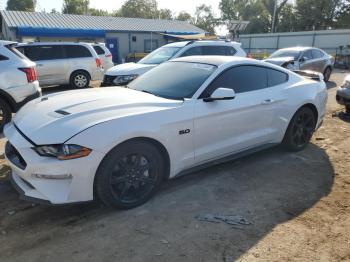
left=0, top=10, right=205, bottom=63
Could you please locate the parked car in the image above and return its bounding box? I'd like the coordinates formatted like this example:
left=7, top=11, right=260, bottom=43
left=4, top=56, right=327, bottom=209
left=101, top=40, right=247, bottom=86
left=264, top=47, right=334, bottom=81
left=92, top=43, right=114, bottom=71
left=0, top=41, right=41, bottom=131
left=336, top=74, right=350, bottom=113
left=16, top=42, right=103, bottom=88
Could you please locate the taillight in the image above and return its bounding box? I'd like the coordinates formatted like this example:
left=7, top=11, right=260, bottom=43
left=19, top=67, right=37, bottom=83
left=105, top=54, right=112, bottom=58
left=95, top=58, right=102, bottom=68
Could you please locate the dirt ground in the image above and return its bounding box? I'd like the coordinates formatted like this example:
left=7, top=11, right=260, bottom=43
left=0, top=70, right=349, bottom=262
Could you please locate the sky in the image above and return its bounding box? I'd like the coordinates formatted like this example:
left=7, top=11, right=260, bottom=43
left=0, top=0, right=222, bottom=17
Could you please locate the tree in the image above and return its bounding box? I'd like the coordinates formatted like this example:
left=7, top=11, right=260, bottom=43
left=194, top=4, right=219, bottom=35
left=119, top=0, right=158, bottom=19
left=335, top=1, right=350, bottom=28
left=176, top=11, right=193, bottom=23
left=6, top=0, right=36, bottom=11
left=158, top=8, right=173, bottom=20
left=50, top=8, right=59, bottom=14
left=261, top=0, right=288, bottom=32
left=88, top=8, right=110, bottom=16
left=62, top=0, right=89, bottom=15
left=276, top=4, right=297, bottom=32
left=295, top=0, right=344, bottom=30
left=219, top=0, right=270, bottom=33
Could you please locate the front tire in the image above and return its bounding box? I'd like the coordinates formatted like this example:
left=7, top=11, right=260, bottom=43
left=323, top=67, right=332, bottom=82
left=70, top=71, right=90, bottom=89
left=0, top=98, right=12, bottom=132
left=282, top=107, right=316, bottom=151
left=95, top=140, right=165, bottom=209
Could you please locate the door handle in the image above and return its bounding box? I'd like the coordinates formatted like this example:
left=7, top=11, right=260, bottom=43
left=261, top=99, right=275, bottom=105
left=37, top=64, right=43, bottom=67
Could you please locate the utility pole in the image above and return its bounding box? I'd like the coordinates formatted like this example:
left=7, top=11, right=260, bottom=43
left=271, top=0, right=278, bottom=33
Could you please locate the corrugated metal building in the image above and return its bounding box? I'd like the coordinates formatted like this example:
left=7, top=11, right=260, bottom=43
left=0, top=10, right=205, bottom=63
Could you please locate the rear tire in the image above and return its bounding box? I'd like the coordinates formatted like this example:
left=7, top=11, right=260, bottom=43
left=70, top=71, right=90, bottom=89
left=0, top=98, right=12, bottom=132
left=282, top=107, right=316, bottom=152
left=323, top=67, right=332, bottom=82
left=95, top=140, right=165, bottom=209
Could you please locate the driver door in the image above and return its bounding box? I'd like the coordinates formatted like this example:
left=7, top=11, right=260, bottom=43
left=193, top=65, right=278, bottom=164
left=299, top=49, right=316, bottom=71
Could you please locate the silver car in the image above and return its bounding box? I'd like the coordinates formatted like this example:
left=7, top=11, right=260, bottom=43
left=264, top=47, right=334, bottom=81
left=16, top=42, right=104, bottom=88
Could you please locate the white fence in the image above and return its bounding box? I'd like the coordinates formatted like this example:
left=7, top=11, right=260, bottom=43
left=239, top=29, right=350, bottom=56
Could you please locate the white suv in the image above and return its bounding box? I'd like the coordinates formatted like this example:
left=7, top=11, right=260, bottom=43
left=92, top=43, right=114, bottom=71
left=0, top=41, right=41, bottom=131
left=101, top=40, right=246, bottom=86
left=16, top=42, right=104, bottom=88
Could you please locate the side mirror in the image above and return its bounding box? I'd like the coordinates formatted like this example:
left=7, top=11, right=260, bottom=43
left=203, top=88, right=235, bottom=102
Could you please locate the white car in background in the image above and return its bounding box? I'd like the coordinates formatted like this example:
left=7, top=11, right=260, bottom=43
left=101, top=40, right=247, bottom=86
left=5, top=56, right=327, bottom=209
left=16, top=42, right=104, bottom=88
left=0, top=41, right=41, bottom=131
left=92, top=43, right=114, bottom=71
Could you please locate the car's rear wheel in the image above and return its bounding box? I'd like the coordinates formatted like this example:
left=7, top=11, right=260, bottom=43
left=282, top=107, right=316, bottom=151
left=323, top=67, right=332, bottom=82
left=0, top=98, right=12, bottom=132
left=95, top=140, right=165, bottom=209
left=70, top=71, right=90, bottom=89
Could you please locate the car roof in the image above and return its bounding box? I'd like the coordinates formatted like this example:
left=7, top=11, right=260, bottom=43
left=277, top=46, right=315, bottom=52
left=163, top=40, right=242, bottom=48
left=17, top=42, right=92, bottom=47
left=0, top=40, right=17, bottom=46
left=171, top=55, right=250, bottom=66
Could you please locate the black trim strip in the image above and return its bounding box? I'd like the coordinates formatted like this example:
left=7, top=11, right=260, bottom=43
left=13, top=123, right=37, bottom=146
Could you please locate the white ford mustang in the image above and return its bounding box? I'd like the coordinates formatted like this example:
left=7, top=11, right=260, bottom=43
left=4, top=56, right=327, bottom=209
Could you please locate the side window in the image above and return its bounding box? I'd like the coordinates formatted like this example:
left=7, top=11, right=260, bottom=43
left=0, top=54, right=8, bottom=61
left=267, top=68, right=288, bottom=87
left=225, top=46, right=237, bottom=56
left=302, top=50, right=313, bottom=60
left=201, top=46, right=226, bottom=56
left=23, top=45, right=65, bottom=61
left=206, top=65, right=268, bottom=95
left=180, top=46, right=202, bottom=57
left=93, top=46, right=105, bottom=55
left=64, top=45, right=92, bottom=58
left=312, top=49, right=324, bottom=59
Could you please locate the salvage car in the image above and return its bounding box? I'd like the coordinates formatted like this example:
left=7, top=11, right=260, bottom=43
left=101, top=40, right=246, bottom=86
left=5, top=56, right=327, bottom=209
left=0, top=41, right=41, bottom=131
left=264, top=47, right=333, bottom=81
left=336, top=74, right=350, bottom=113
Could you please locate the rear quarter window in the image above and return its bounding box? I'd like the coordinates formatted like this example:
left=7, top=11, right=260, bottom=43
left=64, top=45, right=93, bottom=58
left=0, top=54, right=8, bottom=61
left=267, top=68, right=289, bottom=87
left=93, top=45, right=105, bottom=55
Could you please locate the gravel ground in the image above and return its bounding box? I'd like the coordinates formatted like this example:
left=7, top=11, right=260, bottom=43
left=0, top=70, right=349, bottom=262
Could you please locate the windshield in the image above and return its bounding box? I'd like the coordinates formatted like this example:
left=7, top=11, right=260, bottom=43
left=138, top=47, right=181, bottom=65
left=128, top=61, right=217, bottom=100
left=269, top=50, right=301, bottom=60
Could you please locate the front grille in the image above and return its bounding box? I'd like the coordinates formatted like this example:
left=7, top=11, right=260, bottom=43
left=5, top=142, right=27, bottom=170
left=102, top=75, right=117, bottom=86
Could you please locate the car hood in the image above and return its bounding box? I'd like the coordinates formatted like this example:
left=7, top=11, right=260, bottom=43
left=14, top=87, right=182, bottom=145
left=106, top=62, right=156, bottom=76
left=264, top=56, right=295, bottom=66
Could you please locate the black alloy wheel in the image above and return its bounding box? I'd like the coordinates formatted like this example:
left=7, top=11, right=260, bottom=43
left=283, top=107, right=316, bottom=151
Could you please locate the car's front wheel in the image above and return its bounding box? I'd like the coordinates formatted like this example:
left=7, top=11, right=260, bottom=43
left=282, top=107, right=316, bottom=151
left=323, top=67, right=332, bottom=82
left=95, top=140, right=165, bottom=209
left=70, top=71, right=90, bottom=89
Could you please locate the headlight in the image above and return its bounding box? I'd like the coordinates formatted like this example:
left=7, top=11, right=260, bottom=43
left=341, top=81, right=350, bottom=89
left=113, top=74, right=138, bottom=85
left=33, top=144, right=91, bottom=160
